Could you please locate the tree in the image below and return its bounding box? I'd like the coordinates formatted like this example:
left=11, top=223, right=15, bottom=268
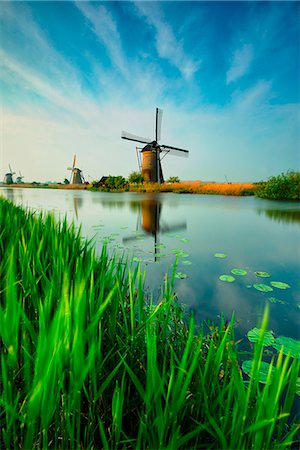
left=105, top=175, right=127, bottom=190
left=128, top=171, right=144, bottom=184
left=64, top=178, right=70, bottom=184
left=167, top=176, right=180, bottom=183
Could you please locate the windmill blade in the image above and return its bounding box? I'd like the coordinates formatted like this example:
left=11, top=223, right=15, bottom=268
left=159, top=222, right=187, bottom=234
left=9, top=164, right=13, bottom=173
left=72, top=154, right=76, bottom=169
left=123, top=233, right=148, bottom=243
left=155, top=108, right=163, bottom=142
left=122, top=131, right=151, bottom=145
left=160, top=144, right=189, bottom=157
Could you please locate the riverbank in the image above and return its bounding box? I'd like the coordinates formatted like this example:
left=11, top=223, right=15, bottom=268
left=1, top=180, right=257, bottom=196
left=1, top=198, right=299, bottom=449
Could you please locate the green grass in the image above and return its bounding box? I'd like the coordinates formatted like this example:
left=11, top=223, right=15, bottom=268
left=0, top=198, right=299, bottom=449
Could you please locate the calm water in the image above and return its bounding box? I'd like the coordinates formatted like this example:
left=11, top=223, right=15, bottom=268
left=1, top=187, right=300, bottom=342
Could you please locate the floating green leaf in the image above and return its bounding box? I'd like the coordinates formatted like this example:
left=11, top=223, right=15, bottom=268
left=242, top=360, right=275, bottom=384
left=219, top=275, right=235, bottom=283
left=214, top=253, right=227, bottom=258
left=175, top=272, right=187, bottom=279
left=270, top=281, right=291, bottom=290
left=272, top=336, right=300, bottom=358
left=231, top=268, right=247, bottom=276
left=154, top=244, right=166, bottom=249
left=182, top=260, right=192, bottom=266
left=247, top=327, right=275, bottom=346
left=155, top=253, right=167, bottom=258
left=255, top=271, right=271, bottom=278
left=253, top=283, right=273, bottom=292
left=181, top=238, right=189, bottom=243
left=268, top=297, right=287, bottom=305
left=133, top=257, right=142, bottom=262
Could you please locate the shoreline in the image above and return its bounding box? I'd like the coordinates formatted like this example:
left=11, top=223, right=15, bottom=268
left=0, top=180, right=257, bottom=196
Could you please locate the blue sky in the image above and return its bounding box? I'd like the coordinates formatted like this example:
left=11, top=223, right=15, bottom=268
left=1, top=1, right=299, bottom=182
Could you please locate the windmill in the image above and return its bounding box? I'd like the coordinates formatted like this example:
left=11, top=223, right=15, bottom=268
left=123, top=197, right=186, bottom=261
left=121, top=108, right=189, bottom=183
left=16, top=171, right=24, bottom=184
left=4, top=165, right=15, bottom=185
left=67, top=155, right=85, bottom=184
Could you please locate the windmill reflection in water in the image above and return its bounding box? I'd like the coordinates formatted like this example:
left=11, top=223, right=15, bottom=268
left=123, top=197, right=186, bottom=262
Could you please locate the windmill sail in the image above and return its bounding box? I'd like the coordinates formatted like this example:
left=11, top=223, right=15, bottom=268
left=155, top=108, right=163, bottom=141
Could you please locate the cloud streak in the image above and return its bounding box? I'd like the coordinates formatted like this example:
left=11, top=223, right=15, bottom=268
left=226, top=44, right=253, bottom=84
left=133, top=2, right=201, bottom=80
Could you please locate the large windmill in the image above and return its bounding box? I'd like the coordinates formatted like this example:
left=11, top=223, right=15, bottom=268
left=121, top=108, right=189, bottom=183
left=67, top=155, right=85, bottom=184
left=4, top=165, right=15, bottom=185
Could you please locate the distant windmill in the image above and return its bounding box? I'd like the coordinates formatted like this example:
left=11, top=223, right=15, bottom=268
left=121, top=108, right=189, bottom=183
left=4, top=164, right=15, bottom=185
left=16, top=171, right=24, bottom=184
left=123, top=197, right=186, bottom=261
left=67, top=155, right=85, bottom=184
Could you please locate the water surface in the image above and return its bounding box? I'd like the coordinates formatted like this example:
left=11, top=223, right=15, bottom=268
left=1, top=187, right=299, bottom=342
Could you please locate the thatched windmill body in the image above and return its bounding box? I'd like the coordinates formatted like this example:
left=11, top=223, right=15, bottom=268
left=67, top=155, right=85, bottom=184
left=4, top=165, right=15, bottom=185
left=122, top=108, right=189, bottom=183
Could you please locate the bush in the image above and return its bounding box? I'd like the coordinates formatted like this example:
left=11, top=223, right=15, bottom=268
left=128, top=171, right=144, bottom=184
left=256, top=171, right=300, bottom=200
left=105, top=175, right=127, bottom=190
left=167, top=176, right=180, bottom=183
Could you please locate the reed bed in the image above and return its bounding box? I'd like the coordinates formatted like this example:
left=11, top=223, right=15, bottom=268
left=0, top=198, right=299, bottom=449
left=129, top=181, right=256, bottom=196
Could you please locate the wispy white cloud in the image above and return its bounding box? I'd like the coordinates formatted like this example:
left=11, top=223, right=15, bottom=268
left=133, top=2, right=201, bottom=80
left=226, top=44, right=253, bottom=84
left=76, top=2, right=129, bottom=78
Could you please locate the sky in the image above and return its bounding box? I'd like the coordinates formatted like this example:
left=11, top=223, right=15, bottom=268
left=0, top=0, right=299, bottom=183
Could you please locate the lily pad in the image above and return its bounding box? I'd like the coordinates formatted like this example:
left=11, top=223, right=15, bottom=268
left=270, top=281, right=291, bottom=290
left=181, top=238, right=189, bottom=243
left=175, top=272, right=187, bottom=279
left=255, top=271, right=271, bottom=278
left=154, top=244, right=166, bottom=249
left=214, top=253, right=227, bottom=258
left=247, top=327, right=275, bottom=346
left=219, top=275, right=235, bottom=283
left=242, top=360, right=275, bottom=384
left=231, top=268, right=247, bottom=276
left=268, top=297, right=287, bottom=305
left=133, top=257, right=142, bottom=262
left=182, top=260, right=192, bottom=265
left=271, top=336, right=300, bottom=358
left=253, top=284, right=273, bottom=292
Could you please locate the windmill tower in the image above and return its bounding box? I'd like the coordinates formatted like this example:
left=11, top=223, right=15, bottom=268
left=4, top=165, right=15, bottom=185
left=67, top=155, right=85, bottom=184
left=122, top=108, right=189, bottom=183
left=16, top=171, right=24, bottom=184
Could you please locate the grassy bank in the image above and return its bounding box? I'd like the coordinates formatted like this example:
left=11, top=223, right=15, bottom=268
left=4, top=181, right=257, bottom=196
left=0, top=198, right=299, bottom=449
left=128, top=181, right=257, bottom=196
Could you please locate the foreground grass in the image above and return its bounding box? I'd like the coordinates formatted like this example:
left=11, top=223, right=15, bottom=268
left=0, top=198, right=299, bottom=449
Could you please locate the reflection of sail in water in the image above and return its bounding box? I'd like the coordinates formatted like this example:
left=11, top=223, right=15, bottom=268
left=73, top=196, right=83, bottom=220
left=123, top=198, right=186, bottom=261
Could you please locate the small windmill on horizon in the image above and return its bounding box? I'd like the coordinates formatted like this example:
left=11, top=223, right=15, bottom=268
left=121, top=108, right=189, bottom=183
left=4, top=164, right=15, bottom=185
left=67, top=155, right=85, bottom=184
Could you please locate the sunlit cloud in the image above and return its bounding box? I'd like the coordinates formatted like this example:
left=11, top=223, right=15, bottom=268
left=226, top=44, right=253, bottom=84
left=133, top=1, right=201, bottom=80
